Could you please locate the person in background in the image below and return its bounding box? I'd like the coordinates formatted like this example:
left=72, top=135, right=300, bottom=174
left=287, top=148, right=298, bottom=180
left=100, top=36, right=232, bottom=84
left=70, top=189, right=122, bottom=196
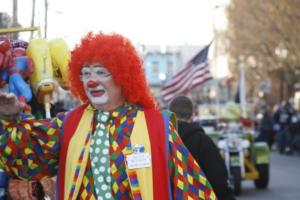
left=286, top=105, right=300, bottom=155
left=273, top=100, right=292, bottom=154
left=169, top=95, right=235, bottom=200
left=258, top=106, right=275, bottom=149
left=0, top=169, right=8, bottom=200
left=0, top=32, right=216, bottom=199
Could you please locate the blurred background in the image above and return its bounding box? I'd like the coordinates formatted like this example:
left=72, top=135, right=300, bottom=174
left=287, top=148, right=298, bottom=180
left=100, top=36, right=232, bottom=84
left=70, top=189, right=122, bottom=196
left=1, top=0, right=300, bottom=199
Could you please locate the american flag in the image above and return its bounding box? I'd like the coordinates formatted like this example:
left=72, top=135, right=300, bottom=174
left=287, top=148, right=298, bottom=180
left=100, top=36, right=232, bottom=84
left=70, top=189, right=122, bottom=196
left=161, top=44, right=212, bottom=102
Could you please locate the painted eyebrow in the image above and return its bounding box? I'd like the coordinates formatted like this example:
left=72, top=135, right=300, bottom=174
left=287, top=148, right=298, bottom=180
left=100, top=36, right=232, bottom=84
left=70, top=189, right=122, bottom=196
left=92, top=64, right=104, bottom=68
left=82, top=64, right=90, bottom=68
left=92, top=66, right=110, bottom=73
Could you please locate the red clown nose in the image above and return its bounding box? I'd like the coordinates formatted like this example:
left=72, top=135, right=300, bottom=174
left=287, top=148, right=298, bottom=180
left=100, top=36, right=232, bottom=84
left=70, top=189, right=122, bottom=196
left=87, top=80, right=99, bottom=88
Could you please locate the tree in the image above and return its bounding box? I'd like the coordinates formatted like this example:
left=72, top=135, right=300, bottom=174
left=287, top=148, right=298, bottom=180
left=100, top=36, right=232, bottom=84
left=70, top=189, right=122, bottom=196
left=225, top=0, right=300, bottom=102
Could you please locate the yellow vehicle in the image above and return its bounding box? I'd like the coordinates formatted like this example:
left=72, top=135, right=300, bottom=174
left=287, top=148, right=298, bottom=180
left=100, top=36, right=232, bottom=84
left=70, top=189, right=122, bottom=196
left=199, top=103, right=270, bottom=195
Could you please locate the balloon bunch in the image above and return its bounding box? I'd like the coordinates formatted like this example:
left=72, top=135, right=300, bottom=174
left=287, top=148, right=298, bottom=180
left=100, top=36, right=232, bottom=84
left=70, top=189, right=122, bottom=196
left=0, top=36, right=70, bottom=118
left=0, top=35, right=70, bottom=199
left=0, top=36, right=33, bottom=111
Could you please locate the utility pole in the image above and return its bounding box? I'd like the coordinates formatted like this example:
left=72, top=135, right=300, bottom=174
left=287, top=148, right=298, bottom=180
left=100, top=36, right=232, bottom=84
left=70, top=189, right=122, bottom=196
left=12, top=0, right=18, bottom=39
left=12, top=0, right=18, bottom=26
left=239, top=57, right=247, bottom=118
left=44, top=0, right=48, bottom=38
left=30, top=0, right=36, bottom=39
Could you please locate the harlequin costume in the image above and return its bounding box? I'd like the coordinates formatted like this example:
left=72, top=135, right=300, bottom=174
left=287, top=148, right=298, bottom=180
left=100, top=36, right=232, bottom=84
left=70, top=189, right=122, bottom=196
left=0, top=33, right=216, bottom=199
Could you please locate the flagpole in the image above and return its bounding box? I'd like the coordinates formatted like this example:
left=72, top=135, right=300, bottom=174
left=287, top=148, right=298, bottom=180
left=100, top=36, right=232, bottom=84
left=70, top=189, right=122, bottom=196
left=239, top=57, right=247, bottom=118
left=213, top=5, right=221, bottom=122
left=215, top=64, right=221, bottom=121
left=213, top=37, right=220, bottom=119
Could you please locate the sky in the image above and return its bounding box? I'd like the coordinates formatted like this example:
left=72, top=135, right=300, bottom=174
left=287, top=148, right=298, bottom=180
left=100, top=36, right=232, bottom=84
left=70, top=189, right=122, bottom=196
left=1, top=0, right=230, bottom=78
left=1, top=0, right=229, bottom=48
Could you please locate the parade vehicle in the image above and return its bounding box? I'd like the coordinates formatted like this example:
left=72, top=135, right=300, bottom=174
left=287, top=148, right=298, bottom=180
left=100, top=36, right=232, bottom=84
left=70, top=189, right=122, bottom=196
left=217, top=120, right=269, bottom=195
left=199, top=103, right=270, bottom=195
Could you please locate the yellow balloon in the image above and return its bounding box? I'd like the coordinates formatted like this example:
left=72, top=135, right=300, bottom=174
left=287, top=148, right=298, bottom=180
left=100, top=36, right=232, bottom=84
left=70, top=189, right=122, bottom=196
left=27, top=38, right=54, bottom=103
left=48, top=38, right=70, bottom=90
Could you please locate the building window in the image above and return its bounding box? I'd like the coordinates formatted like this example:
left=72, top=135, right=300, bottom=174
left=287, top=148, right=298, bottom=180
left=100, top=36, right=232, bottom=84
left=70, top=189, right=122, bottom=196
left=167, top=61, right=173, bottom=76
left=152, top=61, right=159, bottom=76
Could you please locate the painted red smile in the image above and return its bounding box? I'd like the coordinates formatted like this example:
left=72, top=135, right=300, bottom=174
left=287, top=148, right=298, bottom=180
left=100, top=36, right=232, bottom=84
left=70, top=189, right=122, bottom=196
left=90, top=90, right=105, bottom=97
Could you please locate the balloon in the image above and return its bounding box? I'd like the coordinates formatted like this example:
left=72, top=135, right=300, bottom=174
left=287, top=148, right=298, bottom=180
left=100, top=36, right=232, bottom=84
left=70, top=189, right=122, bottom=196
left=48, top=38, right=70, bottom=90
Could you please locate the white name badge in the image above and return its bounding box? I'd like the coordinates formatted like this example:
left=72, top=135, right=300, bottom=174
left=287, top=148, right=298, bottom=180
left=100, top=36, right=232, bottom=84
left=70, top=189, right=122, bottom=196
left=126, top=153, right=151, bottom=169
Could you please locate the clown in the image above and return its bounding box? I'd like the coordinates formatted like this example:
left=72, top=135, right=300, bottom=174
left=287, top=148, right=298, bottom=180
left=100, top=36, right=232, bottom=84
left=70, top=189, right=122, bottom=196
left=0, top=32, right=216, bottom=200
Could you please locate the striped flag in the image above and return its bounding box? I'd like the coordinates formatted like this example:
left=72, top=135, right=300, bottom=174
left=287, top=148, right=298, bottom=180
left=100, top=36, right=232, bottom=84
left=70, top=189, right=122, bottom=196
left=161, top=44, right=212, bottom=102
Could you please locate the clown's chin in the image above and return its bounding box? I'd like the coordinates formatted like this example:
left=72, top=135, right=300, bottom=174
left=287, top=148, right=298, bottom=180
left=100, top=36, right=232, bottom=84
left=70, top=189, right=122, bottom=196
left=88, top=91, right=109, bottom=106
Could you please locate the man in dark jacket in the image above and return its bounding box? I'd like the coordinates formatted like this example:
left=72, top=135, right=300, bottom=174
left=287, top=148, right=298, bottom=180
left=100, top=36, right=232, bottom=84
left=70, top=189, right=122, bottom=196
left=169, top=95, right=235, bottom=200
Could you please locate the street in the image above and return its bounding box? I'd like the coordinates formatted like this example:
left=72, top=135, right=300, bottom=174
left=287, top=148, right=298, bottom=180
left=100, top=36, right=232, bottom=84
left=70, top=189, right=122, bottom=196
left=237, top=152, right=300, bottom=200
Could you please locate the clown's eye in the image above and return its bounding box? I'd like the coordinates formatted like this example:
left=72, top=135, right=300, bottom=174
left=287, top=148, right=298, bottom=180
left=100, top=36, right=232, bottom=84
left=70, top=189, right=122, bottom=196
left=80, top=66, right=112, bottom=81
left=82, top=71, right=91, bottom=77
left=96, top=71, right=109, bottom=77
left=81, top=68, right=91, bottom=80
left=94, top=69, right=111, bottom=78
left=83, top=71, right=90, bottom=76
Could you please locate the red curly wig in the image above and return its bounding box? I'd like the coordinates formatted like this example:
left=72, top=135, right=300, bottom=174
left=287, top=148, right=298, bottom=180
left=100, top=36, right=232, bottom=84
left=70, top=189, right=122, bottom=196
left=68, top=32, right=156, bottom=109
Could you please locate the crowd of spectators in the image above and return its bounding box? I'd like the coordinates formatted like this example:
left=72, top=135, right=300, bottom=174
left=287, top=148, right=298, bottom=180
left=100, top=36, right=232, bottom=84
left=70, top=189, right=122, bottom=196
left=256, top=100, right=300, bottom=156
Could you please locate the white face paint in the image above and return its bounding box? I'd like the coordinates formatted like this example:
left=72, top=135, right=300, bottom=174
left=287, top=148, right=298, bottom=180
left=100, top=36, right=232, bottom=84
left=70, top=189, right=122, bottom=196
left=86, top=83, right=109, bottom=105
left=81, top=64, right=125, bottom=111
